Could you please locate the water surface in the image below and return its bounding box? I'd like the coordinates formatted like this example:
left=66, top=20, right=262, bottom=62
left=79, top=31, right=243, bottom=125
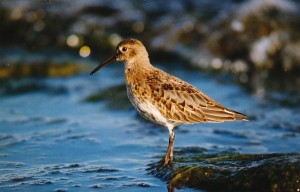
left=0, top=64, right=299, bottom=191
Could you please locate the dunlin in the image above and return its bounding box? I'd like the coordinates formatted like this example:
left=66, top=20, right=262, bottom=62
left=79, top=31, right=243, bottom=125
left=91, top=39, right=248, bottom=166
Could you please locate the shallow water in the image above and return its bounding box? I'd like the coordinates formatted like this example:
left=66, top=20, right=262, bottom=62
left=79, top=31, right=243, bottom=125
left=0, top=64, right=299, bottom=192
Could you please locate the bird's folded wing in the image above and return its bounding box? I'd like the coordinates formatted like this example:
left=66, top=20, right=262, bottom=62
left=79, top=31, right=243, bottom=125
left=147, top=81, right=247, bottom=124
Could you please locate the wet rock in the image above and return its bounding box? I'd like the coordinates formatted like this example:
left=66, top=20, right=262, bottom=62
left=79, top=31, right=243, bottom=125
left=1, top=0, right=300, bottom=95
left=205, top=0, right=300, bottom=70
left=0, top=80, right=68, bottom=96
left=0, top=61, right=85, bottom=78
left=1, top=0, right=300, bottom=71
left=147, top=152, right=300, bottom=192
left=199, top=0, right=300, bottom=96
left=84, top=84, right=131, bottom=110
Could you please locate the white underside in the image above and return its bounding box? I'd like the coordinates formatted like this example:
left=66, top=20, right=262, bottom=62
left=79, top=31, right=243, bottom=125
left=127, top=86, right=174, bottom=134
left=138, top=101, right=167, bottom=123
left=137, top=101, right=175, bottom=134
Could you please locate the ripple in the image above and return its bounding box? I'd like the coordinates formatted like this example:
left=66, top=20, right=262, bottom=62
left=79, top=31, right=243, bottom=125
left=0, top=161, right=24, bottom=168
left=30, top=179, right=53, bottom=185
left=122, top=182, right=152, bottom=187
left=83, top=166, right=119, bottom=173
left=89, top=183, right=104, bottom=188
left=10, top=175, right=32, bottom=182
left=55, top=188, right=68, bottom=192
left=213, top=129, right=249, bottom=139
left=0, top=134, right=23, bottom=148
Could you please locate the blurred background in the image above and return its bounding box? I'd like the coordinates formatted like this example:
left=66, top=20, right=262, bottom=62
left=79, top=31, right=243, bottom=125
left=0, top=0, right=300, bottom=191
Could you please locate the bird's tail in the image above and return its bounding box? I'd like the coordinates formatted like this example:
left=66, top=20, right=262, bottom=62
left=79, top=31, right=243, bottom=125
left=232, top=110, right=248, bottom=121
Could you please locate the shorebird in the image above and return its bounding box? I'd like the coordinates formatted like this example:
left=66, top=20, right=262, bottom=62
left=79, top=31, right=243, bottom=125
left=91, top=39, right=248, bottom=166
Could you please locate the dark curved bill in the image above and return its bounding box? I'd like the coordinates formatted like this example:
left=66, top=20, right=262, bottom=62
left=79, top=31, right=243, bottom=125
left=90, top=55, right=116, bottom=75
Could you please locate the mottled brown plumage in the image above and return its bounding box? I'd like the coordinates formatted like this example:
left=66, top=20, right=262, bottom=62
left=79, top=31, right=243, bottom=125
left=91, top=39, right=248, bottom=166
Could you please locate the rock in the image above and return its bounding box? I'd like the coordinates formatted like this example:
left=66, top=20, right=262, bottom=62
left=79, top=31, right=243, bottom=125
left=205, top=0, right=300, bottom=73
left=0, top=62, right=84, bottom=78
left=1, top=0, right=300, bottom=92
left=0, top=80, right=67, bottom=96
left=84, top=84, right=130, bottom=110
left=0, top=49, right=87, bottom=78
left=147, top=152, right=300, bottom=192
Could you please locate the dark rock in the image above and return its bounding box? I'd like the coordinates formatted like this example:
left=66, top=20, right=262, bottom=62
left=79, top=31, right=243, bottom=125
left=1, top=0, right=300, bottom=94
left=84, top=84, right=131, bottom=110
left=0, top=80, right=68, bottom=96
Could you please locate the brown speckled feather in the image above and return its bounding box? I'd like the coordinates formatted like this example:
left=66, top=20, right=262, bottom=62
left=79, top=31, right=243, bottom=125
left=143, top=68, right=247, bottom=125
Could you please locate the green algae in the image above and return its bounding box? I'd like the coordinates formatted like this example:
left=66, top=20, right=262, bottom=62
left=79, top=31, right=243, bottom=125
left=148, top=152, right=300, bottom=192
left=0, top=62, right=85, bottom=78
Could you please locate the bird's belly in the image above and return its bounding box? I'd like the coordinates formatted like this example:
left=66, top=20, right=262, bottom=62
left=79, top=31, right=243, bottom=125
left=126, top=86, right=167, bottom=126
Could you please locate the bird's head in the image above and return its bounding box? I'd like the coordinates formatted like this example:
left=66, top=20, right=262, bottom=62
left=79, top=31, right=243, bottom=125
left=90, top=39, right=149, bottom=75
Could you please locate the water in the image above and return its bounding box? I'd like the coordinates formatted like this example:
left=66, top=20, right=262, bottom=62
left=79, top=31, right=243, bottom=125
left=0, top=64, right=299, bottom=191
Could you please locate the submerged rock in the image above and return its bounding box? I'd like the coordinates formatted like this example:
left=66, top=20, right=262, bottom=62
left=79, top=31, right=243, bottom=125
left=84, top=84, right=130, bottom=110
left=0, top=80, right=67, bottom=96
left=147, top=152, right=300, bottom=192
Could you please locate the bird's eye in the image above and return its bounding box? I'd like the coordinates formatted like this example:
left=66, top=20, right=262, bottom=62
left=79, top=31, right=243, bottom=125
left=122, top=47, right=127, bottom=52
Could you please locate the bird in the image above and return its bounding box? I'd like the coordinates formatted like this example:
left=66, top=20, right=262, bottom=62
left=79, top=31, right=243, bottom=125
left=90, top=39, right=248, bottom=166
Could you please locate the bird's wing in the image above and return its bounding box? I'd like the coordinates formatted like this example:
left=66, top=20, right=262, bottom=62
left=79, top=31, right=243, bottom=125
left=146, top=74, right=247, bottom=124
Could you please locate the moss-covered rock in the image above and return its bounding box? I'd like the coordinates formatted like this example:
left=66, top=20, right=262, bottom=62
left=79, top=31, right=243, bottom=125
left=2, top=0, right=300, bottom=74
left=0, top=63, right=82, bottom=78
left=148, top=152, right=300, bottom=192
left=1, top=0, right=300, bottom=97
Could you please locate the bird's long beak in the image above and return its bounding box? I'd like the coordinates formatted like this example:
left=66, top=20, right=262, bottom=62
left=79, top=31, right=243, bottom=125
left=90, top=55, right=116, bottom=75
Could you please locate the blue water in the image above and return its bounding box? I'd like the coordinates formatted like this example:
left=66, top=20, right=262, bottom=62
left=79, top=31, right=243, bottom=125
left=0, top=65, right=299, bottom=192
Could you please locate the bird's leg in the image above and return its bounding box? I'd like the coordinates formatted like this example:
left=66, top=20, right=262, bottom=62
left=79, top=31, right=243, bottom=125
left=167, top=184, right=175, bottom=192
left=169, top=130, right=175, bottom=162
left=164, top=128, right=175, bottom=166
